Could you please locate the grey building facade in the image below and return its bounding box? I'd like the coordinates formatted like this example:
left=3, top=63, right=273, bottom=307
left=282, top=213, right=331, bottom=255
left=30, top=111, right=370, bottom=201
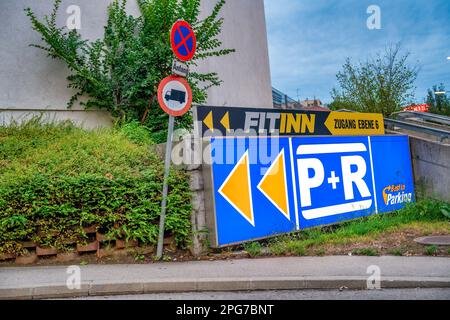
left=0, top=0, right=273, bottom=128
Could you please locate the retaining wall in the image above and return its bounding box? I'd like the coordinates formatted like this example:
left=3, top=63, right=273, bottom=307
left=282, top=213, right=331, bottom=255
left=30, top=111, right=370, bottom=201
left=410, top=137, right=450, bottom=202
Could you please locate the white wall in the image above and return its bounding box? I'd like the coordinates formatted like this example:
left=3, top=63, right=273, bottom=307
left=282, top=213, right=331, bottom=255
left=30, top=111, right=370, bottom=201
left=195, top=0, right=273, bottom=108
left=0, top=0, right=273, bottom=128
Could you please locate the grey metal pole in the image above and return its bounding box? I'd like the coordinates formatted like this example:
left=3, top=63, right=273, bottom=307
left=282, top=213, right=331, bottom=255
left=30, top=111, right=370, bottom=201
left=156, top=115, right=175, bottom=260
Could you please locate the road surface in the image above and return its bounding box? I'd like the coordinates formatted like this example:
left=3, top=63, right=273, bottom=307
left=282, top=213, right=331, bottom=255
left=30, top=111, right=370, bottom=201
left=68, top=288, right=450, bottom=300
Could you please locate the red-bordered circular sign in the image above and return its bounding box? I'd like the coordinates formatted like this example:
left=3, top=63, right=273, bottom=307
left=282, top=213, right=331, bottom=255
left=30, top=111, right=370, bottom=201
left=157, top=75, right=192, bottom=117
left=170, top=20, right=197, bottom=62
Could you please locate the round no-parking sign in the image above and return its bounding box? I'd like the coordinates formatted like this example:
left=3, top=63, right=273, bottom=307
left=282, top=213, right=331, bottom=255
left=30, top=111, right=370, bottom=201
left=170, top=20, right=196, bottom=62
left=157, top=75, right=192, bottom=117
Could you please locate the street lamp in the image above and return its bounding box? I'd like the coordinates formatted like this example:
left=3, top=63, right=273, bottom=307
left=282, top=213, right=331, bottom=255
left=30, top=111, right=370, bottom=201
left=434, top=91, right=446, bottom=95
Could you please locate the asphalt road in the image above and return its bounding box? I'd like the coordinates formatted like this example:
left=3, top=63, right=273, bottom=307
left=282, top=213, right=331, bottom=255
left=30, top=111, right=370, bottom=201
left=69, top=288, right=450, bottom=300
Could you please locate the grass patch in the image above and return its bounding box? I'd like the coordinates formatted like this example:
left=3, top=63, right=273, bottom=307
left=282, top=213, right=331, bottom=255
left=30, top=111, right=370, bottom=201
left=352, top=248, right=379, bottom=256
left=243, top=242, right=263, bottom=257
left=314, top=248, right=326, bottom=256
left=424, top=245, right=438, bottom=256
left=388, top=248, right=404, bottom=256
left=266, top=200, right=449, bottom=257
left=0, top=119, right=192, bottom=255
left=269, top=237, right=307, bottom=256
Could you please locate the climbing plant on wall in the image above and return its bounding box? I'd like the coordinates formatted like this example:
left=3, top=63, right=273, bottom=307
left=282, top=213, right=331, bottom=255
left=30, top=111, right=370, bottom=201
left=25, top=0, right=234, bottom=138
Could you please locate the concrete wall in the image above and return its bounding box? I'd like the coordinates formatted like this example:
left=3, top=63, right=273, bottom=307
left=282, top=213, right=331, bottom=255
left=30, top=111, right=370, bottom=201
left=195, top=0, right=273, bottom=108
left=410, top=137, right=450, bottom=202
left=0, top=0, right=273, bottom=128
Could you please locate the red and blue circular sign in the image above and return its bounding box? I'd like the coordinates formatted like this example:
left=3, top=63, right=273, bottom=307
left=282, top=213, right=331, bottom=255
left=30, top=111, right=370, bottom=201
left=157, top=75, right=192, bottom=117
left=170, top=20, right=197, bottom=62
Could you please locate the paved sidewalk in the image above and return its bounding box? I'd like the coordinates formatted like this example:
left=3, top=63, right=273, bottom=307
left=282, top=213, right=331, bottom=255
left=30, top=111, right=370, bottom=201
left=1, top=256, right=449, bottom=299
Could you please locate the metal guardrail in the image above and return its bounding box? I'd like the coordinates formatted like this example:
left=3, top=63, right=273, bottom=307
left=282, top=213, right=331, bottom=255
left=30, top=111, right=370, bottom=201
left=384, top=118, right=450, bottom=142
left=392, top=111, right=450, bottom=126
left=332, top=108, right=450, bottom=141
left=334, top=109, right=357, bottom=113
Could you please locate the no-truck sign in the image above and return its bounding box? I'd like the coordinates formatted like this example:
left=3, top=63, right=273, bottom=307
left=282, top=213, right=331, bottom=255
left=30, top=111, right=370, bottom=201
left=157, top=75, right=192, bottom=117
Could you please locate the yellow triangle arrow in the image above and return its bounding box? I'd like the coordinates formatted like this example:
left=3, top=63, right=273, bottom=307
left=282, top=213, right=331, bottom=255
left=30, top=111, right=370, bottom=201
left=203, top=111, right=214, bottom=132
left=219, top=151, right=254, bottom=226
left=220, top=112, right=230, bottom=132
left=257, top=150, right=290, bottom=220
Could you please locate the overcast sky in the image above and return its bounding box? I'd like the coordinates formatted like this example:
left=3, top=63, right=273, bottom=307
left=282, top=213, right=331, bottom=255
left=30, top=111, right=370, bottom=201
left=264, top=0, right=450, bottom=104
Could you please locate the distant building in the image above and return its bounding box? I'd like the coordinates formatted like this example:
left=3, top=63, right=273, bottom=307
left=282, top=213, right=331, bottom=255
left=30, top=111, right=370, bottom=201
left=301, top=98, right=323, bottom=108
left=272, top=87, right=300, bottom=109
left=300, top=98, right=329, bottom=112
left=402, top=104, right=429, bottom=112
left=272, top=90, right=330, bottom=111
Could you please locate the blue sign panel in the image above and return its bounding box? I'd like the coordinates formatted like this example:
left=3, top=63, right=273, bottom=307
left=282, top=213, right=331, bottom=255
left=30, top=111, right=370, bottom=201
left=209, top=138, right=297, bottom=246
left=207, top=135, right=415, bottom=247
left=369, top=136, right=416, bottom=214
left=291, top=136, right=376, bottom=229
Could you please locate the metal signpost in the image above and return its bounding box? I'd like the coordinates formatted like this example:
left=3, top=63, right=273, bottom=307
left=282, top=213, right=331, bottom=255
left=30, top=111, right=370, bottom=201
left=156, top=20, right=196, bottom=260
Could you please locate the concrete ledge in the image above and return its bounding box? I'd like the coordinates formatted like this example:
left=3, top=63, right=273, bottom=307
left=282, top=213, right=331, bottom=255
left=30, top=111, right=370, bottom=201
left=0, top=287, right=33, bottom=300
left=381, top=277, right=450, bottom=289
left=303, top=277, right=367, bottom=290
left=33, top=284, right=90, bottom=299
left=197, top=279, right=251, bottom=291
left=249, top=278, right=307, bottom=291
left=1, top=276, right=449, bottom=300
left=144, top=281, right=197, bottom=293
left=89, top=283, right=144, bottom=296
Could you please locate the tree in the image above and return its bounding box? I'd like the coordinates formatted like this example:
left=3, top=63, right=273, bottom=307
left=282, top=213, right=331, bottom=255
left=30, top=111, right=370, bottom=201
left=426, top=84, right=450, bottom=116
left=331, top=44, right=418, bottom=116
left=25, top=0, right=234, bottom=138
left=328, top=98, right=359, bottom=111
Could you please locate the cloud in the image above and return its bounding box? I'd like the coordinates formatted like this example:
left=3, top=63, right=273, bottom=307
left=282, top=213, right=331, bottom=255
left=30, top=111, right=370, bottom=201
left=265, top=0, right=450, bottom=103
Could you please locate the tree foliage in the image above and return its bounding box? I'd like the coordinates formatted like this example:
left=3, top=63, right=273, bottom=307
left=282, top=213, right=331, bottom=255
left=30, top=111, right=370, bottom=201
left=426, top=84, right=450, bottom=116
left=25, top=0, right=234, bottom=131
left=331, top=44, right=418, bottom=116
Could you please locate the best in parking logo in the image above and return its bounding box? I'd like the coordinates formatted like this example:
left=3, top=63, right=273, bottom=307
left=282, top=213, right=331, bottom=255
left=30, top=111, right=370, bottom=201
left=382, top=184, right=413, bottom=206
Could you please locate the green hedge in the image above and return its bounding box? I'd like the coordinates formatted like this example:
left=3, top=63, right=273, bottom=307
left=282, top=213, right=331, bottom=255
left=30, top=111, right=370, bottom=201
left=0, top=120, right=192, bottom=255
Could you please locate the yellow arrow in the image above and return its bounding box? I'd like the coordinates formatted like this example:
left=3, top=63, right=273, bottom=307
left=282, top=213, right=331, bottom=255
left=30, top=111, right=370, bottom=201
left=203, top=111, right=214, bottom=132
left=257, top=150, right=290, bottom=220
left=219, top=151, right=254, bottom=226
left=325, top=112, right=385, bottom=136
left=220, top=112, right=230, bottom=132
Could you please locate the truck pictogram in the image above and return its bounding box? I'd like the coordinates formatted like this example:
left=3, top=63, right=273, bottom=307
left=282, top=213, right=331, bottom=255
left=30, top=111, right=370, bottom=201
left=164, top=89, right=186, bottom=104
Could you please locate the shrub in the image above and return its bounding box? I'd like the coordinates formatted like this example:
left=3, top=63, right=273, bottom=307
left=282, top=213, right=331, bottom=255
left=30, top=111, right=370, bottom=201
left=0, top=121, right=192, bottom=255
